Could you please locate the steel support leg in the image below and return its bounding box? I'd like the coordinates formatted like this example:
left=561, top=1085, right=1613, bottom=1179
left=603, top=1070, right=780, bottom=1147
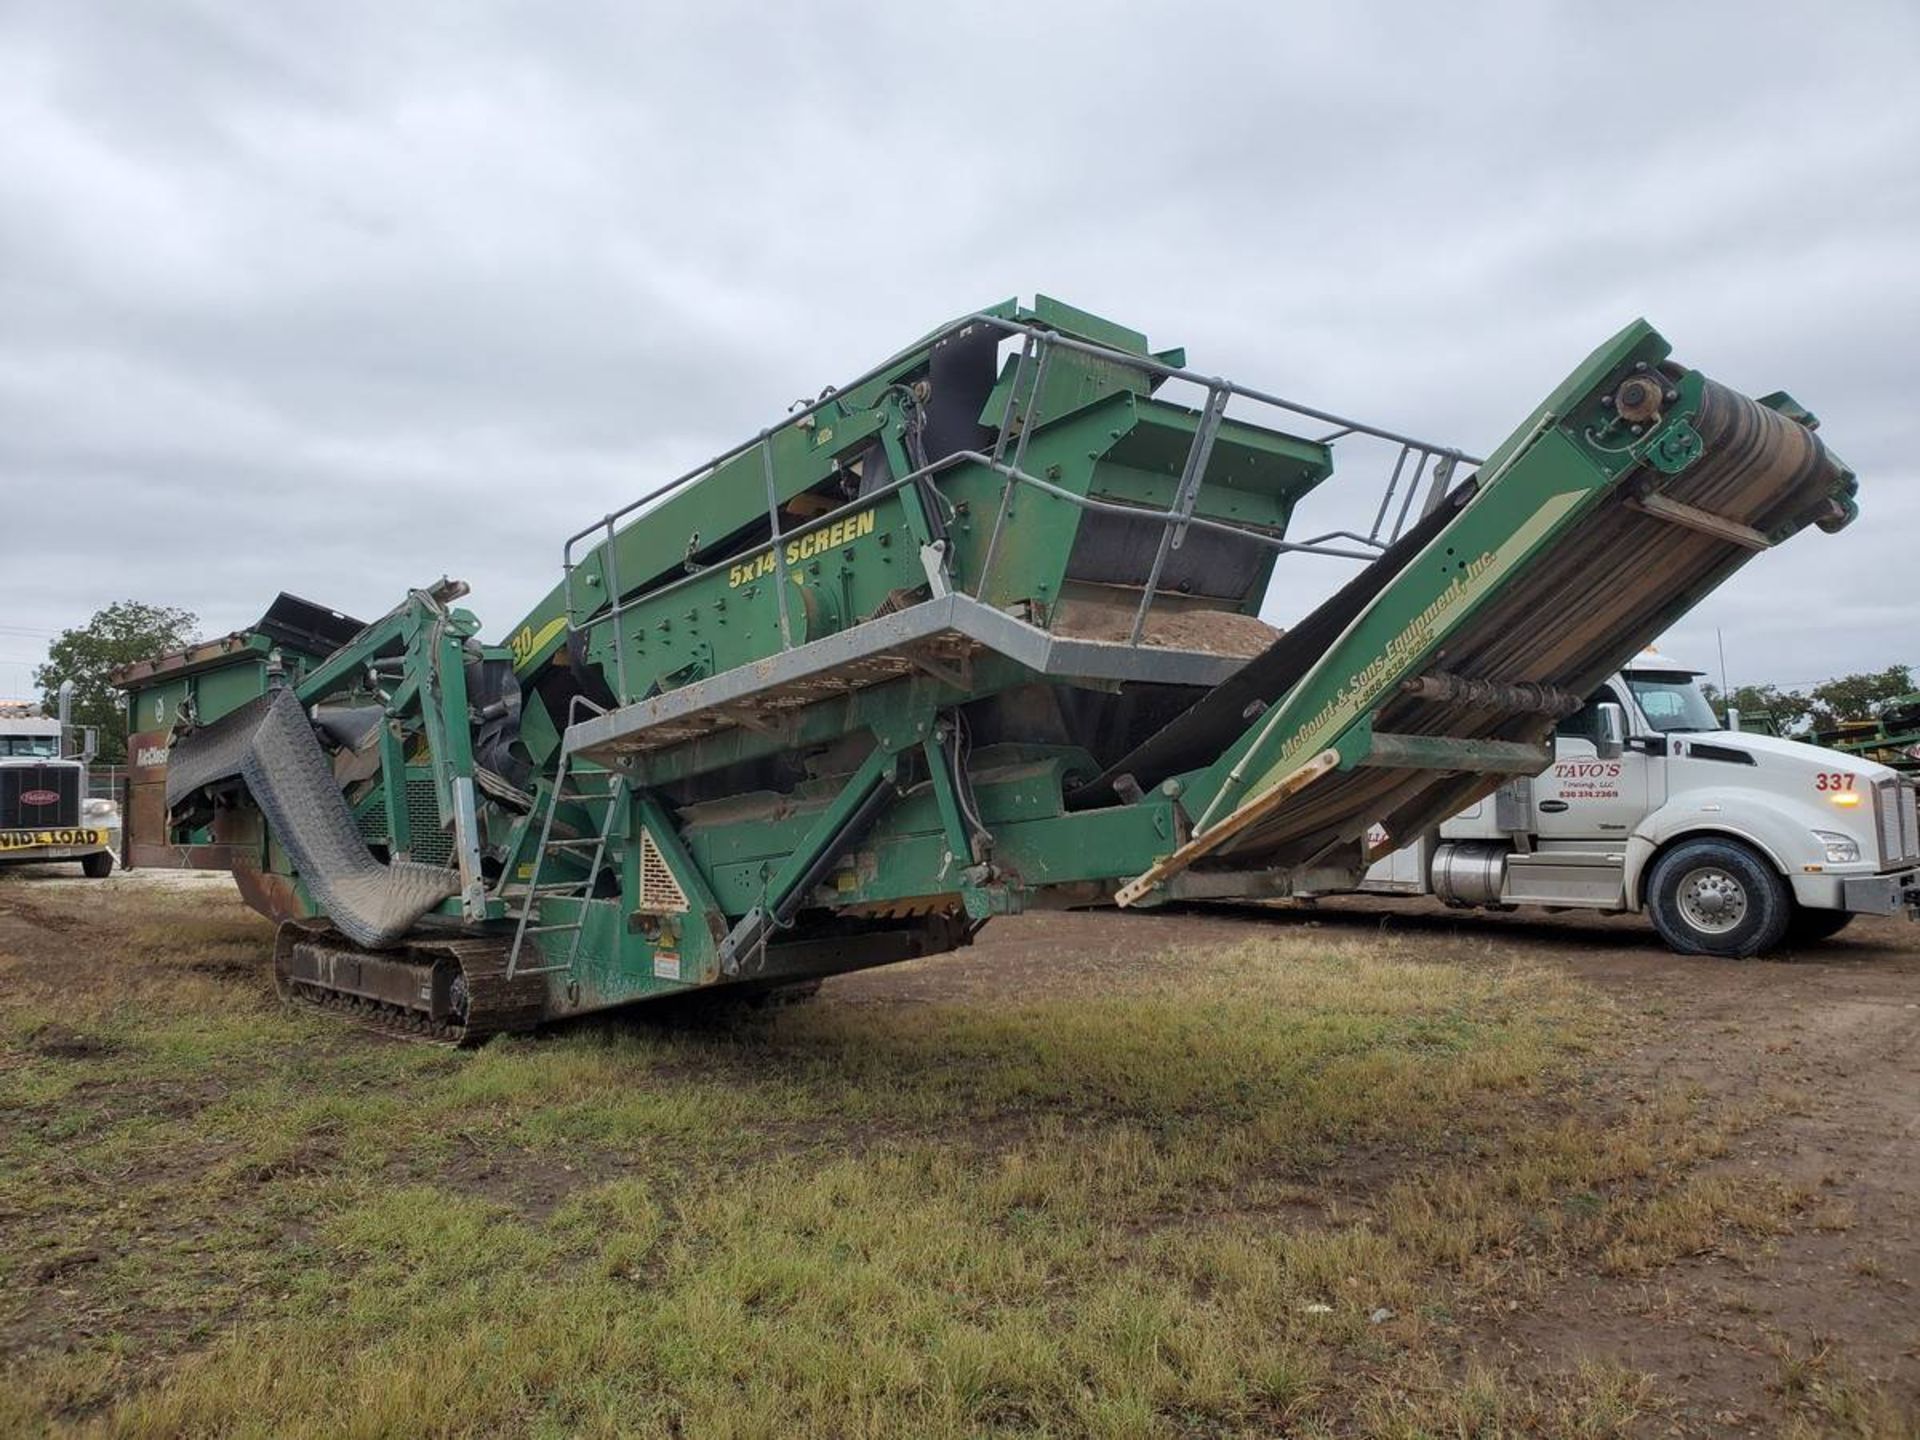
left=715, top=744, right=905, bottom=974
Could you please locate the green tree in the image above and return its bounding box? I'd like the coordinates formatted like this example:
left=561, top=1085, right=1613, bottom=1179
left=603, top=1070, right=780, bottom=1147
left=1702, top=681, right=1813, bottom=736
left=1807, top=665, right=1915, bottom=732
left=34, top=601, right=198, bottom=763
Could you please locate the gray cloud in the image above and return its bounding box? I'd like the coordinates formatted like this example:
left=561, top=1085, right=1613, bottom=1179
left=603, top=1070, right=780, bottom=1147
left=2, top=1, right=1915, bottom=701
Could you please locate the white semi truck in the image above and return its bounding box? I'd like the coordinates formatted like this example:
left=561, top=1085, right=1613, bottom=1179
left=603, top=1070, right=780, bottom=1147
left=0, top=685, right=122, bottom=878
left=1359, top=652, right=1920, bottom=955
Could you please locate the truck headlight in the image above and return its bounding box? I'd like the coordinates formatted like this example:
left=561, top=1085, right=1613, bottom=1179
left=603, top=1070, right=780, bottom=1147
left=82, top=797, right=118, bottom=819
left=1811, top=830, right=1859, bottom=864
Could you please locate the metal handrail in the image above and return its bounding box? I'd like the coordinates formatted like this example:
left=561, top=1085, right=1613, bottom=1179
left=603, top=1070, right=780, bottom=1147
left=560, top=310, right=1478, bottom=563
left=1128, top=382, right=1229, bottom=645
left=573, top=444, right=1391, bottom=660
left=975, top=456, right=1380, bottom=561
left=976, top=314, right=1482, bottom=466
left=562, top=308, right=1486, bottom=694
left=578, top=466, right=937, bottom=651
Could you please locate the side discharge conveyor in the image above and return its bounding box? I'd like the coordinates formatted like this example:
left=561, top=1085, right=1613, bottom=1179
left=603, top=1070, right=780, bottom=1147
left=161, top=297, right=1856, bottom=1041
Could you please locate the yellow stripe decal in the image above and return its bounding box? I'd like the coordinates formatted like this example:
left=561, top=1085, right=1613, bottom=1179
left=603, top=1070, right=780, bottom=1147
left=509, top=615, right=571, bottom=672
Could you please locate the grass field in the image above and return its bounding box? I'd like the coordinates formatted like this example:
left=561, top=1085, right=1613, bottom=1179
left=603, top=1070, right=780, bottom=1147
left=0, top=878, right=1909, bottom=1438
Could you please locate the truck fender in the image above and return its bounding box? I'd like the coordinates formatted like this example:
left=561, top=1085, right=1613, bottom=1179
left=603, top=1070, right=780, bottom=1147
left=1623, top=794, right=1815, bottom=910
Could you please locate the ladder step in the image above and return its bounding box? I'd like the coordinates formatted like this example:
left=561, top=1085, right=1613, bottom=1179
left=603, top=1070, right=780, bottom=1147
left=504, top=763, right=624, bottom=982
left=506, top=880, right=595, bottom=903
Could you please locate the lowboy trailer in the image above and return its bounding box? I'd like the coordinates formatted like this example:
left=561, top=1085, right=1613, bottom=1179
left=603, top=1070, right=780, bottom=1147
left=159, top=297, right=1858, bottom=1041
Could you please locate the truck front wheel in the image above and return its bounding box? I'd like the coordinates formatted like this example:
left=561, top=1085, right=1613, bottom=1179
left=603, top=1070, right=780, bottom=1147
left=1645, top=837, right=1789, bottom=957
left=80, top=851, right=113, bottom=879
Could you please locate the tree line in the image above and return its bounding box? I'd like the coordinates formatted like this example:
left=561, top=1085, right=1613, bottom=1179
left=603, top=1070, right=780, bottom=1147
left=32, top=600, right=198, bottom=765
left=1702, top=665, right=1916, bottom=738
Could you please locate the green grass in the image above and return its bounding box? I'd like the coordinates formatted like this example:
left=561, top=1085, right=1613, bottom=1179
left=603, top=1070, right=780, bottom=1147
left=0, top=883, right=1906, bottom=1437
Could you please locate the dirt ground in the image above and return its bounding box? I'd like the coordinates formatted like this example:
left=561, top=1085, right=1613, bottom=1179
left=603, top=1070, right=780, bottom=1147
left=3, top=864, right=1916, bottom=1434
left=831, top=898, right=1920, bottom=1430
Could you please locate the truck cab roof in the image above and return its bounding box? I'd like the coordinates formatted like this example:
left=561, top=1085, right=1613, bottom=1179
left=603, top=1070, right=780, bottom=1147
left=1620, top=646, right=1703, bottom=677
left=0, top=716, right=66, bottom=761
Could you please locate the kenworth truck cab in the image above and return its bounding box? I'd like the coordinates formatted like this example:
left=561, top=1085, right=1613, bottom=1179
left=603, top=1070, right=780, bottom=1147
left=1361, top=651, right=1920, bottom=954
left=0, top=687, right=121, bottom=878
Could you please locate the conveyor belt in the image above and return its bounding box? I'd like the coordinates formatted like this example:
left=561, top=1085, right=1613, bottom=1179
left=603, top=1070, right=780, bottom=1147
left=1109, top=377, right=1851, bottom=889
left=1291, top=379, right=1845, bottom=862
left=1231, top=380, right=1847, bottom=866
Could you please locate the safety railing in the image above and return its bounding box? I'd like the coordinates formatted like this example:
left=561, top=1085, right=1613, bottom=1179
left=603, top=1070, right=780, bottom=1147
left=562, top=313, right=1483, bottom=702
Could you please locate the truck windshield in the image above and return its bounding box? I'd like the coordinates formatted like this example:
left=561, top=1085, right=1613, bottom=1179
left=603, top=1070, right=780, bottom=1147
left=1625, top=672, right=1721, bottom=734
left=1, top=735, right=60, bottom=757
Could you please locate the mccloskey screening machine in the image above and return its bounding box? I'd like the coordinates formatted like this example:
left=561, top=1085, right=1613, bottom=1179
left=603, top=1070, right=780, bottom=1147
left=159, top=297, right=1858, bottom=1042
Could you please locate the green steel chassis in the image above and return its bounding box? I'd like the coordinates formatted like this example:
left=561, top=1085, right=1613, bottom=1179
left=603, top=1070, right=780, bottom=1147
left=184, top=298, right=1855, bottom=1040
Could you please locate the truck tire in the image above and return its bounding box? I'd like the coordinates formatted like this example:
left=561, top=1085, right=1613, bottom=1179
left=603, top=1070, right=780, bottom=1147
left=1645, top=837, right=1789, bottom=958
left=1785, top=905, right=1854, bottom=947
left=80, top=850, right=114, bottom=879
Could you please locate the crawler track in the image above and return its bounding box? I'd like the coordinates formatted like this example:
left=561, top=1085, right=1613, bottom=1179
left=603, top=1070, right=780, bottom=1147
left=273, top=927, right=548, bottom=1046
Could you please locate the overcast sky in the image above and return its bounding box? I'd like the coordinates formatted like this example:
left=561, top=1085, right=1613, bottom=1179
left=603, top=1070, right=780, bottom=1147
left=3, top=2, right=1915, bottom=701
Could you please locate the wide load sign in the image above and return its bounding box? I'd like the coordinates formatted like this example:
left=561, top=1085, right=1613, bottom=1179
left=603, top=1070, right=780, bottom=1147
left=0, top=827, right=109, bottom=852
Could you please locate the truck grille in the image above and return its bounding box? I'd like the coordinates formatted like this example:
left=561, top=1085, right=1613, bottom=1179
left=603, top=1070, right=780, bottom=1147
left=1873, top=777, right=1920, bottom=868
left=0, top=764, right=81, bottom=829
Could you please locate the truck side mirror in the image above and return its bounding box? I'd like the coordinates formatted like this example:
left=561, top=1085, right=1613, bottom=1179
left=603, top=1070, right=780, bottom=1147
left=1594, top=703, right=1626, bottom=760
left=81, top=727, right=100, bottom=763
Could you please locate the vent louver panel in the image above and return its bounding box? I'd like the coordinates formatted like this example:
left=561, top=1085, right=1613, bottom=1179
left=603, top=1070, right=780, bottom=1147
left=638, top=828, right=690, bottom=914
left=354, top=779, right=453, bottom=867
